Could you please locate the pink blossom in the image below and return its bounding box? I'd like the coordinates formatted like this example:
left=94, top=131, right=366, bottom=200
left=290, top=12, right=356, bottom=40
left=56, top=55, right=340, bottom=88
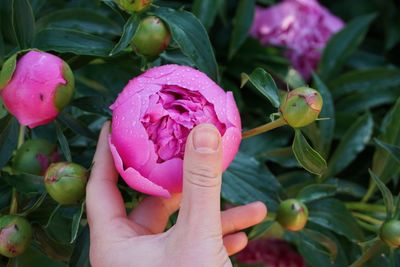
left=109, top=65, right=242, bottom=198
left=250, top=0, right=344, bottom=79
left=236, top=238, right=305, bottom=267
left=0, top=51, right=74, bottom=128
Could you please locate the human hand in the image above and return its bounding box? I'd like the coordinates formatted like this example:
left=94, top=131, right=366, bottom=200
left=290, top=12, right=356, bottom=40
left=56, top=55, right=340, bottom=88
left=87, top=122, right=267, bottom=267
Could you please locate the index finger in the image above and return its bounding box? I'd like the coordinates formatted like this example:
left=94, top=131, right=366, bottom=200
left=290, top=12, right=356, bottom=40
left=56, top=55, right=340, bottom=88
left=86, top=121, right=127, bottom=231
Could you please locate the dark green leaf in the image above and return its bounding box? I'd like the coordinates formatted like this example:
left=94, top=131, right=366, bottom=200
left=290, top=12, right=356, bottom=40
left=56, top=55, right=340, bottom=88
left=0, top=53, right=17, bottom=89
left=0, top=116, right=18, bottom=169
left=0, top=183, right=11, bottom=211
left=152, top=7, right=219, bottom=81
left=70, top=202, right=85, bottom=244
left=228, top=0, right=255, bottom=59
left=3, top=172, right=45, bottom=193
left=242, top=68, right=280, bottom=108
left=308, top=198, right=364, bottom=242
left=10, top=245, right=68, bottom=267
left=372, top=98, right=400, bottom=184
left=326, top=179, right=366, bottom=198
left=297, top=184, right=337, bottom=203
left=292, top=129, right=327, bottom=176
left=222, top=152, right=281, bottom=211
left=34, top=28, right=114, bottom=57
left=0, top=98, right=7, bottom=119
left=374, top=138, right=400, bottom=164
left=0, top=19, right=4, bottom=66
left=192, top=0, right=224, bottom=31
left=319, top=14, right=376, bottom=80
left=69, top=225, right=91, bottom=267
left=109, top=14, right=140, bottom=56
left=326, top=112, right=373, bottom=177
left=303, top=229, right=338, bottom=261
left=369, top=170, right=394, bottom=218
left=58, top=113, right=96, bottom=140
left=72, top=96, right=112, bottom=116
left=55, top=122, right=72, bottom=162
left=349, top=240, right=384, bottom=267
left=312, top=73, right=335, bottom=157
left=36, top=8, right=121, bottom=36
left=19, top=193, right=47, bottom=216
left=329, top=68, right=400, bottom=99
left=248, top=220, right=275, bottom=239
left=12, top=0, right=35, bottom=49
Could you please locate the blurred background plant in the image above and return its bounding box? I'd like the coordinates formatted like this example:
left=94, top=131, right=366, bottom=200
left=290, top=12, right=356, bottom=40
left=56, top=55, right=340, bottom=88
left=0, top=0, right=400, bottom=266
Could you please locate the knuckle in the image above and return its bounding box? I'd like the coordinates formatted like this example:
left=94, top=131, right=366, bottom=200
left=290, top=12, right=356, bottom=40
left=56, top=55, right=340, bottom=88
left=186, top=165, right=220, bottom=188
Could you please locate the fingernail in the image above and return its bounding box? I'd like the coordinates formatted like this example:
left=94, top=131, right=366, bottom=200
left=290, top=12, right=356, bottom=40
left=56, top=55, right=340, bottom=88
left=193, top=125, right=220, bottom=152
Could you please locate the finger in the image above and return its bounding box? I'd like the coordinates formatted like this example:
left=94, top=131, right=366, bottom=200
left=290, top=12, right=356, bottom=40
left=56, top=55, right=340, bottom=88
left=86, top=122, right=126, bottom=231
left=128, top=194, right=181, bottom=234
left=223, top=232, right=248, bottom=256
left=221, top=202, right=267, bottom=235
left=176, top=124, right=223, bottom=237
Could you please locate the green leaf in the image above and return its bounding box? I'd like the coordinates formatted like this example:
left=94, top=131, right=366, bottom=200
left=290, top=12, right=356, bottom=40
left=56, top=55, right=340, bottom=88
left=0, top=19, right=4, bottom=66
left=72, top=96, right=112, bottom=116
left=0, top=115, right=18, bottom=169
left=308, top=198, right=364, bottom=242
left=70, top=201, right=85, bottom=244
left=11, top=0, right=35, bottom=49
left=368, top=170, right=394, bottom=218
left=0, top=183, right=11, bottom=211
left=303, top=229, right=338, bottom=261
left=222, top=152, right=281, bottom=211
left=152, top=7, right=219, bottom=81
left=0, top=98, right=7, bottom=119
left=297, top=184, right=337, bottom=203
left=34, top=28, right=114, bottom=57
left=241, top=68, right=280, bottom=108
left=372, top=98, right=400, bottom=184
left=58, top=113, right=96, bottom=140
left=10, top=245, right=68, bottom=267
left=3, top=172, right=45, bottom=193
left=228, top=0, right=255, bottom=59
left=326, top=112, right=373, bottom=177
left=109, top=14, right=140, bottom=56
left=70, top=226, right=91, bottom=267
left=55, top=121, right=72, bottom=162
left=292, top=129, right=327, bottom=176
left=0, top=53, right=17, bottom=90
left=312, top=73, right=335, bottom=157
left=329, top=68, right=400, bottom=99
left=326, top=179, right=366, bottom=198
left=248, top=220, right=276, bottom=239
left=192, top=0, right=224, bottom=31
left=19, top=192, right=47, bottom=216
left=319, top=14, right=376, bottom=80
left=36, top=8, right=122, bottom=36
left=349, top=240, right=384, bottom=267
left=374, top=138, right=400, bottom=164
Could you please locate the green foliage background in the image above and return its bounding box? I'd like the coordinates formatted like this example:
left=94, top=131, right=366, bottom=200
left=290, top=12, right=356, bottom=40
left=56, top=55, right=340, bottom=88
left=1, top=0, right=400, bottom=266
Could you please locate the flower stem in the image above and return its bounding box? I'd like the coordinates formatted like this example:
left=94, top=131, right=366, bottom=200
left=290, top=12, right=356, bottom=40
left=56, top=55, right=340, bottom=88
left=242, top=117, right=287, bottom=139
left=352, top=212, right=383, bottom=226
left=362, top=183, right=376, bottom=203
left=346, top=202, right=386, bottom=213
left=9, top=125, right=25, bottom=215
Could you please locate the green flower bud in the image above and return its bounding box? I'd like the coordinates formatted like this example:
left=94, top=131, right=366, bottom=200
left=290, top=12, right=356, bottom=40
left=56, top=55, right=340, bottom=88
left=131, top=16, right=171, bottom=58
left=380, top=220, right=400, bottom=248
left=114, top=0, right=152, bottom=13
left=0, top=215, right=32, bottom=258
left=12, top=139, right=60, bottom=175
left=54, top=62, right=75, bottom=112
left=276, top=199, right=308, bottom=231
left=279, top=87, right=323, bottom=128
left=44, top=162, right=88, bottom=205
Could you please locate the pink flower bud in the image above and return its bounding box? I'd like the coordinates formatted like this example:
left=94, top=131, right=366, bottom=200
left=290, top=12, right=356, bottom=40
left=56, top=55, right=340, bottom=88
left=109, top=65, right=242, bottom=197
left=0, top=51, right=74, bottom=128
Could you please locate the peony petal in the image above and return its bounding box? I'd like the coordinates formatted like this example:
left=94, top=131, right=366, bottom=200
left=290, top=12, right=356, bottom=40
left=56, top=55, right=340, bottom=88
left=226, top=92, right=242, bottom=129
left=221, top=127, right=242, bottom=171
left=111, top=93, right=152, bottom=167
left=148, top=158, right=183, bottom=193
left=109, top=137, right=170, bottom=198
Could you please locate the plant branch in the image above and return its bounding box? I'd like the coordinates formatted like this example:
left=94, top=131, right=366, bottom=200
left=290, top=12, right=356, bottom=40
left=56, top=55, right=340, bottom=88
left=242, top=117, right=287, bottom=139
left=9, top=125, right=25, bottom=214
left=346, top=202, right=386, bottom=213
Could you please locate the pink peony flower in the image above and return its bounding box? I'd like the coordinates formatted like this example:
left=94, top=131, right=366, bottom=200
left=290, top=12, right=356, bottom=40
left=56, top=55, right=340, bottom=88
left=109, top=64, right=242, bottom=198
left=250, top=0, right=344, bottom=79
left=236, top=238, right=305, bottom=267
left=0, top=50, right=74, bottom=128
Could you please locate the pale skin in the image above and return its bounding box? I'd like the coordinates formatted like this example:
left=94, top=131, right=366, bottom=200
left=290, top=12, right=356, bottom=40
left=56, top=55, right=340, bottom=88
left=86, top=122, right=267, bottom=267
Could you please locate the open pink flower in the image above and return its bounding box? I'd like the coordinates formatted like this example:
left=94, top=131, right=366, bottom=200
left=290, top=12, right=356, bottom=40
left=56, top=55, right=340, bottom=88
left=0, top=50, right=74, bottom=128
left=250, top=0, right=344, bottom=79
left=109, top=65, right=242, bottom=198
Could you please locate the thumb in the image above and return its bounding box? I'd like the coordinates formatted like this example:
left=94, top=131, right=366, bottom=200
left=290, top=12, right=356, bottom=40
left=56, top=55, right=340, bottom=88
left=176, top=124, right=223, bottom=237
